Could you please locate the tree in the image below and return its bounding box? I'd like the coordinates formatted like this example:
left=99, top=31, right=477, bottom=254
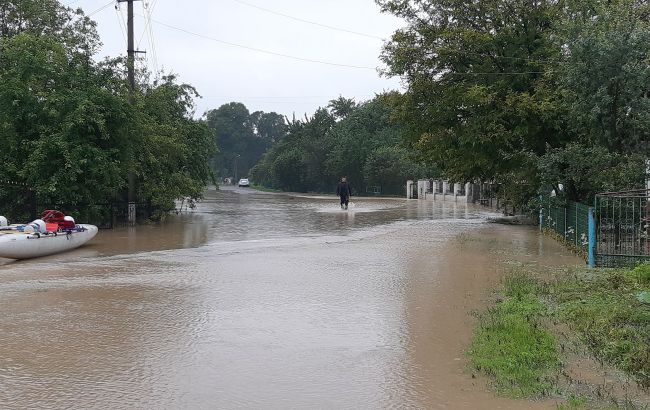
left=376, top=0, right=562, bottom=205
left=327, top=96, right=357, bottom=120
left=250, top=111, right=287, bottom=143
left=555, top=0, right=650, bottom=154
left=364, top=146, right=426, bottom=195
left=326, top=95, right=404, bottom=190
left=0, top=1, right=216, bottom=221
left=250, top=93, right=426, bottom=194
left=205, top=103, right=286, bottom=179
left=134, top=75, right=216, bottom=212
left=0, top=31, right=127, bottom=218
left=0, top=0, right=99, bottom=54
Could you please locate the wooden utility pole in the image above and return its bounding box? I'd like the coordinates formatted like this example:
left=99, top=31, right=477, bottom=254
left=646, top=159, right=650, bottom=253
left=117, top=0, right=143, bottom=225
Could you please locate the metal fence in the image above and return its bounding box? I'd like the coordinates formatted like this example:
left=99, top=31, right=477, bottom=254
left=0, top=198, right=155, bottom=229
left=594, top=189, right=650, bottom=267
left=540, top=198, right=591, bottom=255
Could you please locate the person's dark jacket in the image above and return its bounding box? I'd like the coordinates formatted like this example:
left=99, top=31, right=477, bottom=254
left=336, top=182, right=351, bottom=198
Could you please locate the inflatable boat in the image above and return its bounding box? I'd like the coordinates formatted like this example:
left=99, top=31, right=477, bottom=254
left=0, top=210, right=98, bottom=260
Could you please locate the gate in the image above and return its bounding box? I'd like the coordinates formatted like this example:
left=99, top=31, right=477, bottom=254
left=594, top=189, right=650, bottom=267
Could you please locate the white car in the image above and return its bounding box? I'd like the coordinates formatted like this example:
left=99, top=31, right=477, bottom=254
left=238, top=178, right=250, bottom=187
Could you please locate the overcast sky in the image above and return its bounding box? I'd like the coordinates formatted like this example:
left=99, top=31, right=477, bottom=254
left=65, top=0, right=405, bottom=118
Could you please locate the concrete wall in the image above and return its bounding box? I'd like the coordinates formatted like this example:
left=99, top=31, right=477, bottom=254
left=406, top=179, right=483, bottom=203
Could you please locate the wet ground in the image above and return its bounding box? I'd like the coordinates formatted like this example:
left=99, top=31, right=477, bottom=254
left=0, top=186, right=583, bottom=409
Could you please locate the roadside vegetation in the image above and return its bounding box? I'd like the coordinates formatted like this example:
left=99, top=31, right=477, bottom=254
left=206, top=96, right=430, bottom=197
left=243, top=0, right=650, bottom=207
left=249, top=94, right=432, bottom=196
left=0, top=1, right=216, bottom=222
left=553, top=265, right=650, bottom=389
left=375, top=0, right=649, bottom=208
left=469, top=273, right=559, bottom=398
left=471, top=264, right=650, bottom=406
left=205, top=102, right=286, bottom=183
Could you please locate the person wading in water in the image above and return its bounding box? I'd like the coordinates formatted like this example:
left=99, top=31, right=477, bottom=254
left=336, top=177, right=352, bottom=210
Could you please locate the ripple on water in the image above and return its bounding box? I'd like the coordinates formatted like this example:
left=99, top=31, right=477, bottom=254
left=1, top=190, right=555, bottom=409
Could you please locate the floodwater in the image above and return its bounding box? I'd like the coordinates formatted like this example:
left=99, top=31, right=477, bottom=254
left=0, top=186, right=582, bottom=409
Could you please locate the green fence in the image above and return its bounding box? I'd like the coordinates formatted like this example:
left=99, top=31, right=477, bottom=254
left=540, top=198, right=590, bottom=255
left=595, top=190, right=650, bottom=267
left=541, top=192, right=650, bottom=267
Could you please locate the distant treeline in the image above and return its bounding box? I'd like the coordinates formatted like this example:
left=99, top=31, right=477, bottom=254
left=249, top=94, right=431, bottom=195
left=205, top=103, right=286, bottom=181
left=0, top=1, right=216, bottom=221
left=208, top=95, right=430, bottom=195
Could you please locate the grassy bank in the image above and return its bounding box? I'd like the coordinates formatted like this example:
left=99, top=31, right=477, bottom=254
left=469, top=273, right=560, bottom=398
left=470, top=264, right=650, bottom=405
left=552, top=265, right=650, bottom=388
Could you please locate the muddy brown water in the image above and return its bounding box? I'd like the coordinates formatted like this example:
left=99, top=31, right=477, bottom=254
left=0, top=186, right=583, bottom=409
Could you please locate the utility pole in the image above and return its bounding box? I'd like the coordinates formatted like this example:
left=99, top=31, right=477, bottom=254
left=646, top=159, right=650, bottom=254
left=117, top=0, right=144, bottom=225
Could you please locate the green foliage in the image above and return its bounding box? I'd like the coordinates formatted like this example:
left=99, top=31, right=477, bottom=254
left=205, top=102, right=286, bottom=179
left=557, top=395, right=588, bottom=410
left=251, top=92, right=428, bottom=194
left=377, top=0, right=650, bottom=205
left=134, top=75, right=216, bottom=212
left=538, top=144, right=644, bottom=202
left=633, top=263, right=650, bottom=286
left=472, top=265, right=650, bottom=402
left=553, top=268, right=650, bottom=388
left=469, top=273, right=560, bottom=398
left=0, top=0, right=100, bottom=53
left=378, top=0, right=561, bottom=206
left=363, top=146, right=426, bottom=195
left=0, top=2, right=216, bottom=222
left=556, top=0, right=650, bottom=154
left=327, top=96, right=357, bottom=120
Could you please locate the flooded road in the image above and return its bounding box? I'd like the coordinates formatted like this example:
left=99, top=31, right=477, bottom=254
left=0, top=187, right=581, bottom=409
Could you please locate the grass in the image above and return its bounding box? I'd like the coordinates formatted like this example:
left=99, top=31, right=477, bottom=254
left=556, top=395, right=589, bottom=410
left=552, top=265, right=650, bottom=388
left=470, top=263, right=650, bottom=405
left=469, top=272, right=560, bottom=398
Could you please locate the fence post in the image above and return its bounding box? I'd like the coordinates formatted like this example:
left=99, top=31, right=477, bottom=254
left=575, top=203, right=578, bottom=247
left=588, top=207, right=596, bottom=268
left=539, top=195, right=544, bottom=231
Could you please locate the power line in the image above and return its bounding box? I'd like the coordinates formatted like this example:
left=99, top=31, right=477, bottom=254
left=115, top=4, right=128, bottom=47
left=149, top=17, right=378, bottom=70
left=143, top=17, right=547, bottom=74
left=137, top=4, right=149, bottom=48
left=87, top=0, right=115, bottom=17
left=230, top=0, right=384, bottom=41
left=137, top=0, right=159, bottom=73
left=147, top=0, right=159, bottom=73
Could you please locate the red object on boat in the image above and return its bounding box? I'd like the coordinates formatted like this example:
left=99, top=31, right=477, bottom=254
left=42, top=210, right=75, bottom=230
